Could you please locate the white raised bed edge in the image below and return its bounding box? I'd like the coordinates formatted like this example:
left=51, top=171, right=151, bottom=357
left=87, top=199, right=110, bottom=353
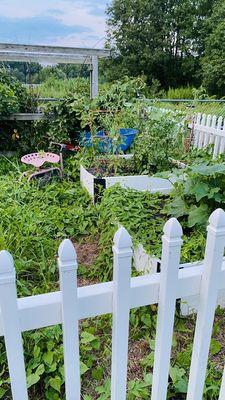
left=80, top=164, right=175, bottom=201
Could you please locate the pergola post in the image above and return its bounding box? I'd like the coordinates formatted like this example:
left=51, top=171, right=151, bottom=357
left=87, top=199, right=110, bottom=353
left=90, top=55, right=99, bottom=98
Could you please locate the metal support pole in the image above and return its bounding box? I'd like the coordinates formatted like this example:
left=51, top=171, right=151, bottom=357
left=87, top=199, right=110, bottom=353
left=90, top=55, right=99, bottom=98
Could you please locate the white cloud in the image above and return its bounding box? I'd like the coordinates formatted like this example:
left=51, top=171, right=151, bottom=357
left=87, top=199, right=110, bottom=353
left=52, top=32, right=105, bottom=48
left=0, top=0, right=107, bottom=47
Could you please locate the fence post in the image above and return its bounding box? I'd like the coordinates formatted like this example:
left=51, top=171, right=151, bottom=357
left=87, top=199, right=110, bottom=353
left=111, top=226, right=133, bottom=400
left=0, top=250, right=28, bottom=400
left=213, top=115, right=223, bottom=158
left=187, top=208, right=225, bottom=400
left=151, top=218, right=183, bottom=400
left=58, top=239, right=80, bottom=400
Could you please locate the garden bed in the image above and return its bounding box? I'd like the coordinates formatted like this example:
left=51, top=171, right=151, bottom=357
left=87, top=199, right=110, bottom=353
left=80, top=164, right=175, bottom=202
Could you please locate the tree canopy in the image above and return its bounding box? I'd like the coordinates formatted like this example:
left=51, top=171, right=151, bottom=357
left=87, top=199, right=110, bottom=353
left=106, top=0, right=220, bottom=92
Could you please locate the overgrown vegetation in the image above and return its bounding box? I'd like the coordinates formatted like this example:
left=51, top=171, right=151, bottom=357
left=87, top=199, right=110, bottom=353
left=0, top=71, right=225, bottom=398
left=0, top=148, right=224, bottom=399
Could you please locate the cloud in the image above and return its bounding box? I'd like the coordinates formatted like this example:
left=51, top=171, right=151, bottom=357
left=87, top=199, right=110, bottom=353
left=0, top=15, right=90, bottom=44
left=0, top=0, right=107, bottom=47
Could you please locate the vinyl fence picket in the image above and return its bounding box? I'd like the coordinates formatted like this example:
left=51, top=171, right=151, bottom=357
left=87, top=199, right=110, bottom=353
left=58, top=239, right=80, bottom=400
left=0, top=250, right=28, bottom=400
left=193, top=113, right=201, bottom=148
left=219, top=119, right=225, bottom=154
left=209, top=114, right=217, bottom=146
left=186, top=209, right=225, bottom=400
left=151, top=218, right=183, bottom=400
left=111, top=227, right=133, bottom=400
left=213, top=116, right=223, bottom=158
left=203, top=114, right=212, bottom=147
left=198, top=113, right=206, bottom=149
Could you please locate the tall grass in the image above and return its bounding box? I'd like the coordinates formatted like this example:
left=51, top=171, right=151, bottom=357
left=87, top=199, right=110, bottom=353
left=36, top=76, right=90, bottom=98
left=166, top=86, right=194, bottom=99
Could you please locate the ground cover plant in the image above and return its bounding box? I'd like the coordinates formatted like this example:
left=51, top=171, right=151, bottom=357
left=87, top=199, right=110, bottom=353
left=1, top=72, right=225, bottom=399
left=0, top=148, right=225, bottom=399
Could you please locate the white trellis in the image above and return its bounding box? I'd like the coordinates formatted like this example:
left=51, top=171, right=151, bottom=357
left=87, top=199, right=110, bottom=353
left=0, top=208, right=225, bottom=400
left=191, top=113, right=225, bottom=158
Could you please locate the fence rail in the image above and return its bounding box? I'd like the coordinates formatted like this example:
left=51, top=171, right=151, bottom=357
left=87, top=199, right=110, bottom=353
left=1, top=209, right=225, bottom=399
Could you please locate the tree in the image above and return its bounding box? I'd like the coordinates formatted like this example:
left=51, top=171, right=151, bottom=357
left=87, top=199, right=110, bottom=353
left=2, top=62, right=42, bottom=83
left=106, top=0, right=216, bottom=88
left=202, top=1, right=225, bottom=97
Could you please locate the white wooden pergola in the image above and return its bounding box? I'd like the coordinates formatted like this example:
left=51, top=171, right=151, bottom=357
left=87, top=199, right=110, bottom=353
left=0, top=43, right=110, bottom=98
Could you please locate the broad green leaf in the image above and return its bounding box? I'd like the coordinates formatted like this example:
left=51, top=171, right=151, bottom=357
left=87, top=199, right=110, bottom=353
left=80, top=361, right=89, bottom=376
left=43, top=351, right=54, bottom=366
left=49, top=376, right=62, bottom=393
left=27, top=373, right=41, bottom=388
left=188, top=204, right=209, bottom=227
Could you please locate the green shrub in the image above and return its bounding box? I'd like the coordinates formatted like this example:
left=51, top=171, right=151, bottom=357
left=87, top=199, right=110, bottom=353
left=134, top=111, right=185, bottom=173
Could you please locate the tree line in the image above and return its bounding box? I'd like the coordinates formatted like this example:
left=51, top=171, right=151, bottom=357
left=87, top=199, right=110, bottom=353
left=105, top=0, right=225, bottom=97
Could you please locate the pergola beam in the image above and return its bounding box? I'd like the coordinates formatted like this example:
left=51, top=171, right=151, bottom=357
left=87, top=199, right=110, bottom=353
left=0, top=43, right=110, bottom=58
left=0, top=52, right=92, bottom=65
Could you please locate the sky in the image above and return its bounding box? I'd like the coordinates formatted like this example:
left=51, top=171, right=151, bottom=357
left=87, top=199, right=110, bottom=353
left=0, top=0, right=108, bottom=48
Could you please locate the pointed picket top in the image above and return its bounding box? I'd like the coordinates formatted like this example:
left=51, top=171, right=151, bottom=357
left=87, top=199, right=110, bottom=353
left=0, top=250, right=14, bottom=274
left=163, top=217, right=183, bottom=239
left=208, top=208, right=225, bottom=230
left=58, top=239, right=77, bottom=262
left=114, top=226, right=132, bottom=249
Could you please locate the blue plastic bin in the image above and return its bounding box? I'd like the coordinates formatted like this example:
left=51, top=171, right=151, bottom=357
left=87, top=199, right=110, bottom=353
left=81, top=128, right=138, bottom=153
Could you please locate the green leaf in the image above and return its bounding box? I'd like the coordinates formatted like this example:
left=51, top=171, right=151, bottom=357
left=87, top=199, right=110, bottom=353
left=174, top=377, right=188, bottom=393
left=80, top=361, right=89, bottom=376
left=92, top=367, right=103, bottom=381
left=187, top=204, right=209, bottom=227
left=0, top=388, right=6, bottom=398
left=33, top=344, right=41, bottom=359
left=43, top=351, right=54, bottom=366
left=166, top=197, right=188, bottom=218
left=27, top=373, right=41, bottom=389
left=36, top=364, right=45, bottom=376
left=210, top=339, right=221, bottom=355
left=190, top=182, right=209, bottom=202
left=49, top=376, right=62, bottom=393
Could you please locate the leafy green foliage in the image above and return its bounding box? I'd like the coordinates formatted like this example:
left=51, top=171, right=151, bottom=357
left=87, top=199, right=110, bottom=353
left=106, top=0, right=215, bottom=88
left=134, top=111, right=185, bottom=173
left=165, top=162, right=225, bottom=230
left=202, top=1, right=225, bottom=97
left=0, top=140, right=225, bottom=399
left=0, top=69, right=39, bottom=152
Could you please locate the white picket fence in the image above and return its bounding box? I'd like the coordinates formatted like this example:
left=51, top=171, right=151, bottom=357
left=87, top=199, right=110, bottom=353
left=192, top=113, right=225, bottom=158
left=1, top=209, right=225, bottom=400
